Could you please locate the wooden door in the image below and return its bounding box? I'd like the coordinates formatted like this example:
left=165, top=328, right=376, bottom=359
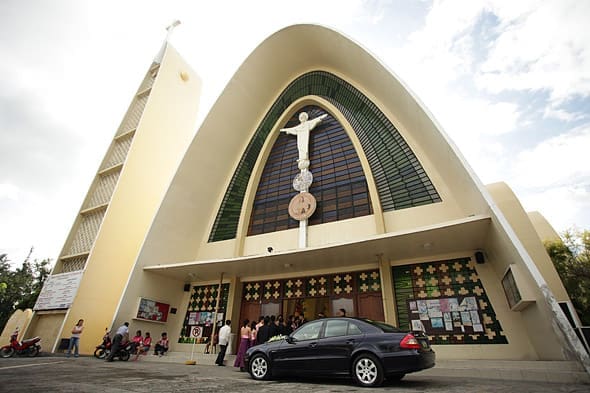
left=240, top=302, right=261, bottom=325
left=357, top=293, right=385, bottom=321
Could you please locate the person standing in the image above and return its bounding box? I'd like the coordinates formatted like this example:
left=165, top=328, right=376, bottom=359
left=249, top=321, right=258, bottom=347
left=256, top=316, right=271, bottom=345
left=233, top=319, right=250, bottom=371
left=215, top=320, right=231, bottom=366
left=106, top=322, right=129, bottom=362
left=66, top=319, right=84, bottom=358
left=268, top=315, right=278, bottom=338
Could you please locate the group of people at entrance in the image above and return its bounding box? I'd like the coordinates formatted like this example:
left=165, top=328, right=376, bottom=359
left=232, top=309, right=346, bottom=371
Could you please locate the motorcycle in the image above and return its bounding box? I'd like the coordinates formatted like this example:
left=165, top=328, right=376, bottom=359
left=0, top=332, right=42, bottom=358
left=94, top=331, right=112, bottom=359
left=96, top=331, right=132, bottom=361
left=107, top=339, right=132, bottom=361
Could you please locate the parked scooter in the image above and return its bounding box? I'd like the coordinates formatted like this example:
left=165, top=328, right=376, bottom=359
left=0, top=331, right=41, bottom=358
left=94, top=330, right=112, bottom=359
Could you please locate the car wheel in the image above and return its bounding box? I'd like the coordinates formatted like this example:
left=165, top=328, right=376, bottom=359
left=352, top=353, right=384, bottom=387
left=0, top=347, right=15, bottom=358
left=249, top=353, right=270, bottom=380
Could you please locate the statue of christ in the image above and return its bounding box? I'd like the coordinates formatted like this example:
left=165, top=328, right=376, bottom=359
left=280, top=112, right=327, bottom=165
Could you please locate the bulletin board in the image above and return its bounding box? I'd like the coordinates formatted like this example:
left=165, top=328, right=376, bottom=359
left=408, top=296, right=484, bottom=334
left=136, top=298, right=170, bottom=323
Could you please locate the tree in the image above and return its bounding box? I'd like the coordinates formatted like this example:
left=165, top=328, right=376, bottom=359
left=545, top=228, right=590, bottom=326
left=0, top=250, right=52, bottom=330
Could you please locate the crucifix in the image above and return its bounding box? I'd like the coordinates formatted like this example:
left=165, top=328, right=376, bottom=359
left=281, top=111, right=327, bottom=248
left=154, top=20, right=182, bottom=64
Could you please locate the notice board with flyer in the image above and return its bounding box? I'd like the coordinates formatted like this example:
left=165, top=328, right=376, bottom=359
left=135, top=298, right=170, bottom=323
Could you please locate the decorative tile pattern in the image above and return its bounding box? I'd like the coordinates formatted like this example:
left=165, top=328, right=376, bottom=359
left=393, top=258, right=508, bottom=345
left=179, top=283, right=229, bottom=344
left=242, top=270, right=380, bottom=304
left=262, top=280, right=281, bottom=300
left=358, top=270, right=381, bottom=293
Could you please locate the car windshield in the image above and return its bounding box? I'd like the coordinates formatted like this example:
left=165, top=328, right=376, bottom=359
left=360, top=319, right=402, bottom=333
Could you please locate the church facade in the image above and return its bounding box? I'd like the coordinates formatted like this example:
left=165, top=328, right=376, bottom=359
left=25, top=25, right=587, bottom=366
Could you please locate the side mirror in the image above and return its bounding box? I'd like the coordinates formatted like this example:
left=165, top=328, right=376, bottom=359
left=285, top=335, right=295, bottom=344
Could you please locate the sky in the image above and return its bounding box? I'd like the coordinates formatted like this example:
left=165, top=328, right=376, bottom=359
left=1, top=0, right=589, bottom=267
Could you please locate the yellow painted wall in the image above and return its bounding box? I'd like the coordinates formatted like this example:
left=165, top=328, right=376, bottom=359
left=487, top=183, right=569, bottom=301
left=528, top=211, right=562, bottom=242
left=482, top=183, right=572, bottom=359
left=25, top=312, right=65, bottom=353
left=31, top=45, right=202, bottom=355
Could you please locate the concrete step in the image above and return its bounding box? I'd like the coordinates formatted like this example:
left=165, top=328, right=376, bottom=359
left=138, top=353, right=589, bottom=384
left=421, top=360, right=590, bottom=384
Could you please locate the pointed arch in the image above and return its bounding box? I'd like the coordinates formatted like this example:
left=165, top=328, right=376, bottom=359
left=208, top=71, right=441, bottom=242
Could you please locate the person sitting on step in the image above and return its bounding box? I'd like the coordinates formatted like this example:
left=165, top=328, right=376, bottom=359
left=153, top=332, right=169, bottom=357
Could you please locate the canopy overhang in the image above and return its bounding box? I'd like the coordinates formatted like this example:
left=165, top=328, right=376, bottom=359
left=144, top=215, right=491, bottom=282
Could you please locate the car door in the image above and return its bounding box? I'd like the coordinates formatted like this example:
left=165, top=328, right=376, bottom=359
left=271, top=320, right=324, bottom=374
left=317, top=319, right=363, bottom=373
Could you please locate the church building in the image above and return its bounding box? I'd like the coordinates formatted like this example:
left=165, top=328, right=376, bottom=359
left=24, top=24, right=588, bottom=368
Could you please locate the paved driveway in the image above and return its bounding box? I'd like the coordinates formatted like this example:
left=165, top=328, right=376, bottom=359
left=0, top=356, right=587, bottom=392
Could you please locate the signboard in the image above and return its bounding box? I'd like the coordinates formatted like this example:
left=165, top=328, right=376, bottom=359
left=33, top=271, right=84, bottom=310
left=189, top=325, right=203, bottom=338
left=136, top=298, right=170, bottom=322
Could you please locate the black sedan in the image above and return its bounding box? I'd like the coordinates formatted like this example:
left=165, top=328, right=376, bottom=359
left=244, top=317, right=435, bottom=387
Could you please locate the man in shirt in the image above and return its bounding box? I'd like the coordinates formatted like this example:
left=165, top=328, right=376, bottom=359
left=215, top=320, right=232, bottom=366
left=106, top=322, right=129, bottom=362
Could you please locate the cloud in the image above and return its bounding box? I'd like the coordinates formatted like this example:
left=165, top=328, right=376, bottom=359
left=510, top=124, right=590, bottom=190
left=519, top=184, right=590, bottom=233
left=543, top=105, right=587, bottom=123
left=0, top=183, right=19, bottom=200
left=476, top=0, right=590, bottom=105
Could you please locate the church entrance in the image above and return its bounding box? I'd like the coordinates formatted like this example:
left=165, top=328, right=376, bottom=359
left=239, top=268, right=384, bottom=328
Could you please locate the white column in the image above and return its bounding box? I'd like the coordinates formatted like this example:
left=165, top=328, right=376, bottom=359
left=299, top=219, right=307, bottom=248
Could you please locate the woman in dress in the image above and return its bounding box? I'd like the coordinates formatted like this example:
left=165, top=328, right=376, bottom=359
left=233, top=319, right=251, bottom=371
left=249, top=320, right=257, bottom=347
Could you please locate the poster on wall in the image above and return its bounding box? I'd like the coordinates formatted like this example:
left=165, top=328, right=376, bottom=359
left=136, top=298, right=170, bottom=322
left=407, top=296, right=483, bottom=335
left=198, top=311, right=213, bottom=325
left=188, top=312, right=199, bottom=325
